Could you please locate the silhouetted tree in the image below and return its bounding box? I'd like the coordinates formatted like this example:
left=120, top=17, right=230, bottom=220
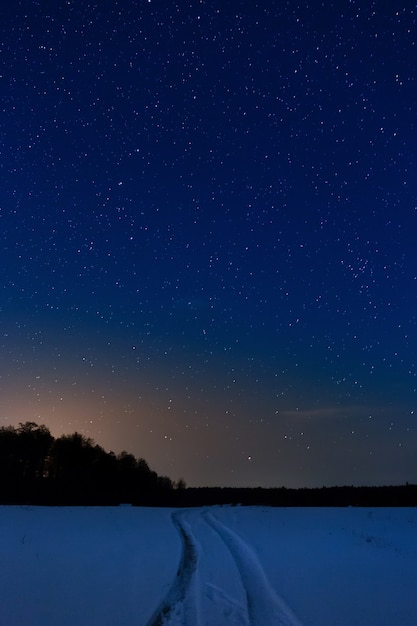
left=175, top=478, right=187, bottom=490
left=47, top=433, right=104, bottom=502
left=0, top=426, right=20, bottom=501
left=17, top=422, right=53, bottom=481
left=0, top=422, right=53, bottom=502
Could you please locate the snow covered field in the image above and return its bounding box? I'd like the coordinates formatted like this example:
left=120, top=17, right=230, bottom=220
left=0, top=505, right=416, bottom=625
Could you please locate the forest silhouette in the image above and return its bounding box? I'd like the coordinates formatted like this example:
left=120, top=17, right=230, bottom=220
left=0, top=422, right=175, bottom=505
left=1, top=422, right=416, bottom=507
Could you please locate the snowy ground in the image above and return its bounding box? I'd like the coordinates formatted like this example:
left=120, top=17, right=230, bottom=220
left=0, top=505, right=416, bottom=625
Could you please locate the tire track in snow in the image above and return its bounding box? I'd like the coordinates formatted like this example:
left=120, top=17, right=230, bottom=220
left=147, top=511, right=199, bottom=626
left=204, top=511, right=303, bottom=626
left=148, top=509, right=303, bottom=626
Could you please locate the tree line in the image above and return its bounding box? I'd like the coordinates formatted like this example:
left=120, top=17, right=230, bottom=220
left=0, top=422, right=180, bottom=505
left=2, top=422, right=416, bottom=507
left=174, top=484, right=417, bottom=507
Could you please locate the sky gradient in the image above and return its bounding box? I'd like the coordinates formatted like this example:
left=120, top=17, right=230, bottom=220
left=1, top=1, right=417, bottom=488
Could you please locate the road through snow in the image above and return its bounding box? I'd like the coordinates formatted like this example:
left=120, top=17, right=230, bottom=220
left=148, top=508, right=303, bottom=626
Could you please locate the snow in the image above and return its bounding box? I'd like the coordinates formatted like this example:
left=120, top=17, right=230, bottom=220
left=1, top=505, right=416, bottom=625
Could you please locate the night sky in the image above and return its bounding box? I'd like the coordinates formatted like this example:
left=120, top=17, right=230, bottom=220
left=1, top=1, right=417, bottom=488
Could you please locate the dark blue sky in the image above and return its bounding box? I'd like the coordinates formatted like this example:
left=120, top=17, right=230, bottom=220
left=1, top=1, right=416, bottom=487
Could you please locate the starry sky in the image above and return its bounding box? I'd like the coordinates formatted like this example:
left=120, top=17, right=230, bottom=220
left=1, top=1, right=417, bottom=488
